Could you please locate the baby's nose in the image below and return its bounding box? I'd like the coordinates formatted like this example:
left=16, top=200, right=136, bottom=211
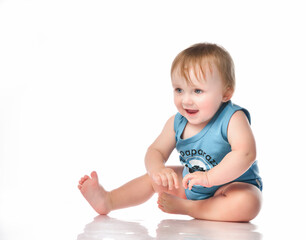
left=182, top=95, right=193, bottom=106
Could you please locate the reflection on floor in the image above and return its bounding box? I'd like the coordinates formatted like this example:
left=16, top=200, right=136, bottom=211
left=77, top=215, right=262, bottom=240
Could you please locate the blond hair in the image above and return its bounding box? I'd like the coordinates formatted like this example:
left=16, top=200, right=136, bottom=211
left=171, top=43, right=235, bottom=91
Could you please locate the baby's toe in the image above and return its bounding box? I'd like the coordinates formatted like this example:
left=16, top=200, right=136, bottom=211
left=79, top=175, right=89, bottom=184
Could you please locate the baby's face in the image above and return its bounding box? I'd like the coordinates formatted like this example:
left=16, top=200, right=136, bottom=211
left=171, top=63, right=227, bottom=127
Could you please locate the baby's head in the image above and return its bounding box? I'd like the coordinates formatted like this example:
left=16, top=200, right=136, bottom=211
left=171, top=43, right=235, bottom=95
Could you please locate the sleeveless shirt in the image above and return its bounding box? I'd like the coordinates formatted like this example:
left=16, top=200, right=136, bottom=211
left=174, top=101, right=261, bottom=184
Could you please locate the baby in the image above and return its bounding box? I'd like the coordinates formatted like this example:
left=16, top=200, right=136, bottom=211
left=78, top=43, right=263, bottom=222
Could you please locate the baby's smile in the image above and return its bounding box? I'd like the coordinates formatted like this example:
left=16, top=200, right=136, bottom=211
left=185, top=109, right=199, bottom=115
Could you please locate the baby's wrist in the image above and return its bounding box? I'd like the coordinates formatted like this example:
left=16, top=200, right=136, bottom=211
left=203, top=171, right=212, bottom=187
left=147, top=164, right=165, bottom=176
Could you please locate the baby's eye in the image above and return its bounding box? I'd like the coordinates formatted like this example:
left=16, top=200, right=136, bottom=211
left=175, top=88, right=183, bottom=93
left=194, top=89, right=203, bottom=94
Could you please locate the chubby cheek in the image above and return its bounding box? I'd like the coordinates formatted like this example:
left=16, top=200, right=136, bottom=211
left=198, top=98, right=220, bottom=117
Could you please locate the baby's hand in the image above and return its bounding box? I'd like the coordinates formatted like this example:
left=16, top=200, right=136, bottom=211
left=183, top=171, right=211, bottom=190
left=152, top=168, right=179, bottom=190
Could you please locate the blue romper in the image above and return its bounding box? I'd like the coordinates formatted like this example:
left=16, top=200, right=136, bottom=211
left=174, top=101, right=262, bottom=200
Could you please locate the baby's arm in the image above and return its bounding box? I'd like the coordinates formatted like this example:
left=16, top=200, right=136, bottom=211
left=183, top=111, right=256, bottom=189
left=145, top=116, right=179, bottom=190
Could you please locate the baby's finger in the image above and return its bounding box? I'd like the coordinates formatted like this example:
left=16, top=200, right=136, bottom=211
left=182, top=174, right=192, bottom=189
left=166, top=174, right=174, bottom=190
left=172, top=172, right=179, bottom=189
left=188, top=178, right=197, bottom=190
left=188, top=177, right=203, bottom=190
left=160, top=173, right=168, bottom=187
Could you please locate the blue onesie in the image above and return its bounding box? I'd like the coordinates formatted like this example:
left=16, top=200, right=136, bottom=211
left=174, top=100, right=262, bottom=200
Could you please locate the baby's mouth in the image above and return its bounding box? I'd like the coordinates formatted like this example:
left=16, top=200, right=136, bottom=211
left=185, top=109, right=199, bottom=115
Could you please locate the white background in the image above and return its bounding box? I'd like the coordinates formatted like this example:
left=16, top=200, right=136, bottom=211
left=1, top=0, right=306, bottom=239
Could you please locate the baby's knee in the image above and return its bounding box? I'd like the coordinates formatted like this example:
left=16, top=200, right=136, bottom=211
left=224, top=183, right=262, bottom=221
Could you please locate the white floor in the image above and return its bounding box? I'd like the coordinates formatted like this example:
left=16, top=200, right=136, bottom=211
left=76, top=214, right=262, bottom=240
left=0, top=190, right=305, bottom=240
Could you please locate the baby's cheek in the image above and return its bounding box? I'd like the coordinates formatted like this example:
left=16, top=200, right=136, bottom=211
left=201, top=102, right=216, bottom=117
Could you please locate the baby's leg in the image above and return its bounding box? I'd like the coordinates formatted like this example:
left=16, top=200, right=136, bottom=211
left=78, top=166, right=186, bottom=215
left=158, top=182, right=262, bottom=222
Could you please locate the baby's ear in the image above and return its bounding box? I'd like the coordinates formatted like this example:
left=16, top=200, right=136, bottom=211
left=222, top=87, right=234, bottom=102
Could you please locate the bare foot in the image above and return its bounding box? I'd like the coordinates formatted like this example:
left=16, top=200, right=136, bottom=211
left=157, top=192, right=191, bottom=215
left=78, top=171, right=112, bottom=215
